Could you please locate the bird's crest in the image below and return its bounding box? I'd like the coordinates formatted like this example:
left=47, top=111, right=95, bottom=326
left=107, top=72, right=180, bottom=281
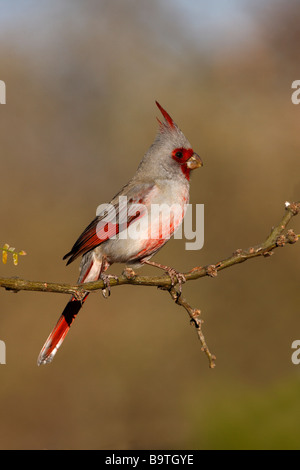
left=155, top=101, right=176, bottom=131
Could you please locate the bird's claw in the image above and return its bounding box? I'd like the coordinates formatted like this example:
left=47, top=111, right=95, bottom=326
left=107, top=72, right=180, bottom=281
left=144, top=259, right=186, bottom=294
left=101, top=273, right=118, bottom=298
left=122, top=267, right=137, bottom=280
left=165, top=267, right=186, bottom=294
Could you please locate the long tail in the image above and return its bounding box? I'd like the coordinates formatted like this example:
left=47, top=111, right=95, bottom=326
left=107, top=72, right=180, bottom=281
left=37, top=294, right=88, bottom=366
left=37, top=253, right=103, bottom=366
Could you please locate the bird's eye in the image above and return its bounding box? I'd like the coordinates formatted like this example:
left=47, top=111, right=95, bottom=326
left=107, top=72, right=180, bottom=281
left=175, top=151, right=183, bottom=158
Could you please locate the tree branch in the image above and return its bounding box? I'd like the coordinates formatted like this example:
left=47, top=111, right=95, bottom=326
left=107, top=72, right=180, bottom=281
left=0, top=201, right=299, bottom=368
left=1, top=201, right=298, bottom=294
left=167, top=286, right=216, bottom=369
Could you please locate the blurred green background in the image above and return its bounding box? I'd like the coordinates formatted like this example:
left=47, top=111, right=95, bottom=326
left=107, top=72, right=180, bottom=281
left=0, top=0, right=299, bottom=450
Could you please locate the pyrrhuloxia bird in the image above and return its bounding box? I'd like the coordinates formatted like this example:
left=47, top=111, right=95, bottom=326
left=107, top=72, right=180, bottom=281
left=37, top=101, right=203, bottom=365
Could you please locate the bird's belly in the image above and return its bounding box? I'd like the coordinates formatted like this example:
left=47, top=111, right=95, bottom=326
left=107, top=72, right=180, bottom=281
left=101, top=195, right=188, bottom=263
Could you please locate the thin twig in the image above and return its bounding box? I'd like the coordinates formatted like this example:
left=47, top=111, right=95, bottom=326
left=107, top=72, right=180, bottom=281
left=168, top=286, right=216, bottom=368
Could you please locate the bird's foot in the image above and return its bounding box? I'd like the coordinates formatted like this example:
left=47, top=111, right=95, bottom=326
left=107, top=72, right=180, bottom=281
left=164, top=266, right=186, bottom=293
left=122, top=267, right=137, bottom=280
left=144, top=260, right=186, bottom=294
left=101, top=273, right=119, bottom=298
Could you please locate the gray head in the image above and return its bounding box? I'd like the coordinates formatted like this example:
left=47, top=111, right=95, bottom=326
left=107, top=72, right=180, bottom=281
left=136, top=101, right=203, bottom=182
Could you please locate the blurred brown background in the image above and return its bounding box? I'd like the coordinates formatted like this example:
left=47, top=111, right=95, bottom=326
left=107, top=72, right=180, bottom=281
left=0, top=0, right=299, bottom=450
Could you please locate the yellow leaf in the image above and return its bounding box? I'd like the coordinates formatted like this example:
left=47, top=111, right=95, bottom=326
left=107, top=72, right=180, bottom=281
left=13, top=253, right=18, bottom=266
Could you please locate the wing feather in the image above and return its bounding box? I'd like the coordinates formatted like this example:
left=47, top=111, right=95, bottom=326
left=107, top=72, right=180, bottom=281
left=63, top=183, right=154, bottom=264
